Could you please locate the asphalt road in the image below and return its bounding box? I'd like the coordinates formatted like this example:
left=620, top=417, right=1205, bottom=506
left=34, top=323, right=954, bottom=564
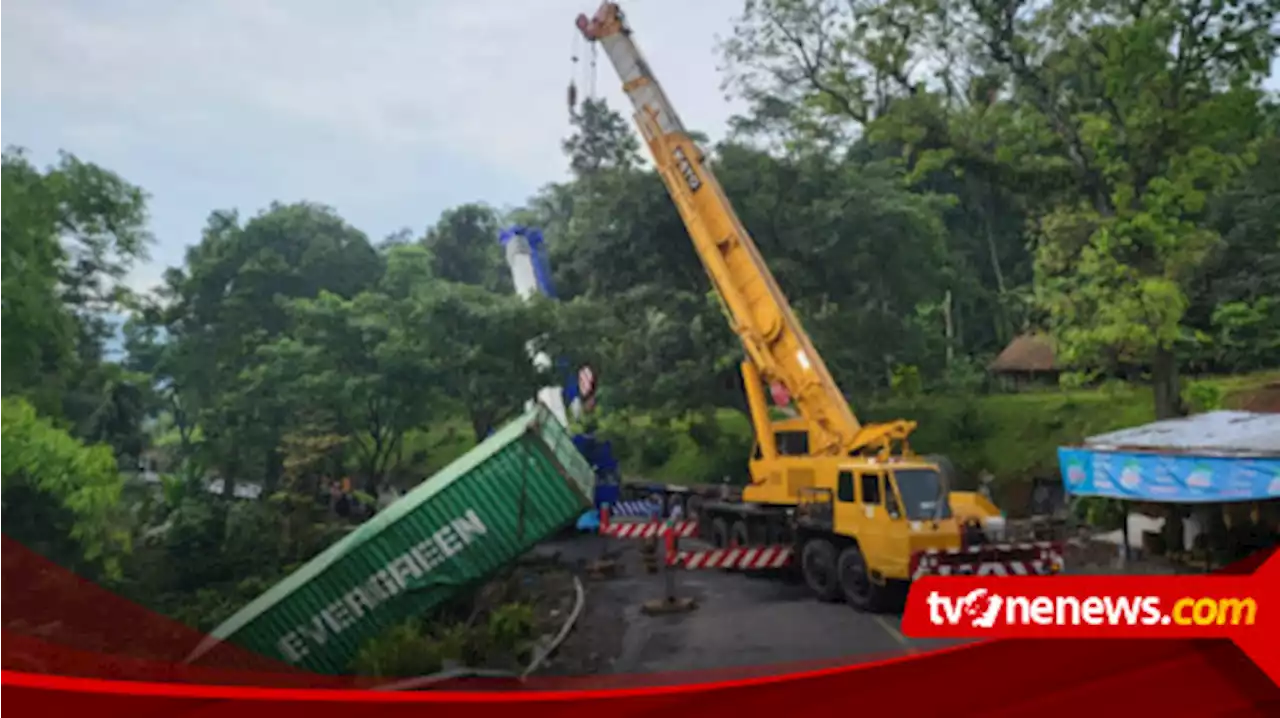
left=530, top=533, right=963, bottom=681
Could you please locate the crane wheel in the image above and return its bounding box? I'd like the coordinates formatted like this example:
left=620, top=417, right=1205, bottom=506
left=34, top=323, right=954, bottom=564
left=801, top=539, right=841, bottom=603
left=836, top=545, right=884, bottom=612
left=710, top=517, right=730, bottom=548
left=729, top=520, right=750, bottom=548
left=686, top=495, right=704, bottom=521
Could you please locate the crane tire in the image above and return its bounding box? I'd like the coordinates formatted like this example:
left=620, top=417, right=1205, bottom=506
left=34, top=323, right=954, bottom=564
left=710, top=517, right=730, bottom=548
left=730, top=520, right=750, bottom=548
left=801, top=539, right=842, bottom=603
left=836, top=544, right=884, bottom=612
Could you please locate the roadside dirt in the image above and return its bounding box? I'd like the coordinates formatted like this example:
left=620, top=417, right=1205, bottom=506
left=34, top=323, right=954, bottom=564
left=516, top=535, right=629, bottom=676
left=1233, top=380, right=1280, bottom=413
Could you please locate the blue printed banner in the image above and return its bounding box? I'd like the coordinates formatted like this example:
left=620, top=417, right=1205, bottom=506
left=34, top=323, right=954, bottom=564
left=1058, top=447, right=1280, bottom=503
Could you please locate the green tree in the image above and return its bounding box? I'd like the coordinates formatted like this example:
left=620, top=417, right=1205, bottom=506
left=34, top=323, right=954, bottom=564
left=563, top=97, right=643, bottom=175
left=412, top=282, right=554, bottom=441
left=2, top=148, right=151, bottom=421
left=2, top=396, right=131, bottom=579
left=158, top=203, right=383, bottom=494
left=256, top=288, right=438, bottom=492
left=421, top=204, right=510, bottom=292
left=963, top=0, right=1278, bottom=417
left=1186, top=134, right=1280, bottom=372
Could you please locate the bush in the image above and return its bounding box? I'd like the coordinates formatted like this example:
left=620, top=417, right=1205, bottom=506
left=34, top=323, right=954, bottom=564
left=350, top=620, right=444, bottom=678
left=685, top=413, right=722, bottom=450
left=1182, top=381, right=1224, bottom=413
left=1073, top=497, right=1127, bottom=531
left=221, top=501, right=282, bottom=576
left=349, top=601, right=538, bottom=678
left=486, top=602, right=536, bottom=655
left=636, top=424, right=678, bottom=468
left=890, top=364, right=923, bottom=398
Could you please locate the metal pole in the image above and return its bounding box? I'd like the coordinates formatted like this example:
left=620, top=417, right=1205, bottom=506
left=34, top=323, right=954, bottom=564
left=663, top=529, right=677, bottom=601
left=641, top=519, right=696, bottom=615
left=588, top=503, right=617, bottom=578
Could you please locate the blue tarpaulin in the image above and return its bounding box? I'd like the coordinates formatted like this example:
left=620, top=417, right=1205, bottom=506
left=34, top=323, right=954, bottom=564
left=1060, top=411, right=1280, bottom=503
left=576, top=509, right=601, bottom=532
left=1058, top=447, right=1280, bottom=502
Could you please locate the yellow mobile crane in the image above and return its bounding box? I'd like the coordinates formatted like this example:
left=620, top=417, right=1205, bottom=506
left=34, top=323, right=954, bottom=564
left=577, top=3, right=1061, bottom=609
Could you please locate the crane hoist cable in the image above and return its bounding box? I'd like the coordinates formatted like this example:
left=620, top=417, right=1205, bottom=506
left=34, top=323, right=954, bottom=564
left=567, top=29, right=603, bottom=271
left=568, top=31, right=580, bottom=117
left=568, top=31, right=600, bottom=118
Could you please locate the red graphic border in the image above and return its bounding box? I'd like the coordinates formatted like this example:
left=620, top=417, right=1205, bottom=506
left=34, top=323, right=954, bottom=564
left=4, top=535, right=1278, bottom=714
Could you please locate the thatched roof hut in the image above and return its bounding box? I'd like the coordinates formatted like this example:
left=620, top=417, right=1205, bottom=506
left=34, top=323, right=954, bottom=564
left=988, top=334, right=1059, bottom=387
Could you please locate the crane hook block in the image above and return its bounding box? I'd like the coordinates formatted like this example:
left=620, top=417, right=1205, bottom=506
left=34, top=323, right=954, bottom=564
left=567, top=81, right=578, bottom=115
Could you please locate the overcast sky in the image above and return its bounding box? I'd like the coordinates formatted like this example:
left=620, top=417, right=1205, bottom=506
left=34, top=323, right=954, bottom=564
left=4, top=1, right=1276, bottom=297
left=3, top=0, right=749, bottom=293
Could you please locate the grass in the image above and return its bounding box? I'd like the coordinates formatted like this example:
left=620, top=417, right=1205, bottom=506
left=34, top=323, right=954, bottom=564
left=149, top=371, right=1277, bottom=500
left=601, top=371, right=1280, bottom=495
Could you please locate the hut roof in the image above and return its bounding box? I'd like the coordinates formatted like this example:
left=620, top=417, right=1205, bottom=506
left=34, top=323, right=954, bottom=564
left=988, top=333, right=1058, bottom=373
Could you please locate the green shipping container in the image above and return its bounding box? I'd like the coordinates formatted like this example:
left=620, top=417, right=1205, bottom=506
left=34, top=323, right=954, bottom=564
left=186, top=403, right=595, bottom=675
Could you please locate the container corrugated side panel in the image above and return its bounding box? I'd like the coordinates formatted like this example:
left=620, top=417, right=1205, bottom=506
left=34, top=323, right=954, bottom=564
left=204, top=405, right=593, bottom=674
left=197, top=411, right=541, bottom=649
left=529, top=401, right=598, bottom=499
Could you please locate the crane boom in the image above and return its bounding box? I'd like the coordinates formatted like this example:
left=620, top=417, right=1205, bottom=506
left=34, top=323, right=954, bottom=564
left=499, top=225, right=620, bottom=513
left=499, top=225, right=578, bottom=427
left=576, top=3, right=914, bottom=460
left=570, top=4, right=1060, bottom=602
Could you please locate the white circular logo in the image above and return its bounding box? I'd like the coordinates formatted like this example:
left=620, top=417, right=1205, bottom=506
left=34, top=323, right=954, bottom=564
left=578, top=366, right=596, bottom=398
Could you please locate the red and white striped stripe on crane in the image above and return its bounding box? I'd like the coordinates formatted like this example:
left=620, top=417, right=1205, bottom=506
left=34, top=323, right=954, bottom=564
left=910, top=541, right=1064, bottom=579
left=601, top=520, right=699, bottom=539
left=669, top=544, right=794, bottom=570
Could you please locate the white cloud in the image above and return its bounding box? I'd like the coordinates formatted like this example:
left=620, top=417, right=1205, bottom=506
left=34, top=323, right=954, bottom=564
left=2, top=0, right=749, bottom=291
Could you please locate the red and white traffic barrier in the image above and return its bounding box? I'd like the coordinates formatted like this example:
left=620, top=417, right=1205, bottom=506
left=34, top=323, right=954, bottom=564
left=601, top=520, right=699, bottom=540
left=669, top=545, right=793, bottom=570
left=910, top=541, right=1064, bottom=579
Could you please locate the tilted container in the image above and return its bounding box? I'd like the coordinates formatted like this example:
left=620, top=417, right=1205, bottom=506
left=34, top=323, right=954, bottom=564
left=186, top=403, right=595, bottom=675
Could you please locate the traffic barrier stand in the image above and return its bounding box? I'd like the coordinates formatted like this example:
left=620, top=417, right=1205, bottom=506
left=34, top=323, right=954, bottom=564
left=601, top=520, right=698, bottom=540
left=668, top=544, right=794, bottom=571
left=642, top=530, right=696, bottom=615
left=639, top=536, right=660, bottom=574
left=586, top=504, right=618, bottom=579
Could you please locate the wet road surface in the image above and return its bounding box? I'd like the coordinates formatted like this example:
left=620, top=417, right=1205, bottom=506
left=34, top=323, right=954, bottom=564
left=530, top=533, right=964, bottom=679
